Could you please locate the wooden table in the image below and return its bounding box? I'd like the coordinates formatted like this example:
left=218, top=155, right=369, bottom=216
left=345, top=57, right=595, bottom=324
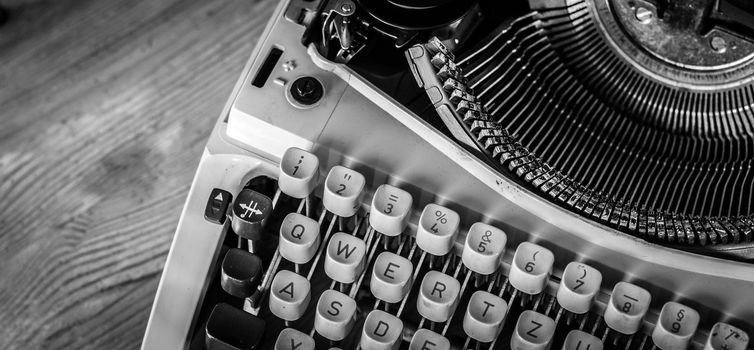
left=0, top=0, right=274, bottom=348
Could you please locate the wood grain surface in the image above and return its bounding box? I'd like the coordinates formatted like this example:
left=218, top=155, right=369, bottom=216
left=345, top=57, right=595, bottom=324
left=0, top=0, right=275, bottom=348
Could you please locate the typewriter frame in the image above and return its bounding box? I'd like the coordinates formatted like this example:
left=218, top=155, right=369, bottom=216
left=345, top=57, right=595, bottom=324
left=141, top=0, right=754, bottom=348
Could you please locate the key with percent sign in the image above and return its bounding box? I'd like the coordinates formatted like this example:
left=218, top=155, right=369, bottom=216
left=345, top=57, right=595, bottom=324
left=416, top=204, right=461, bottom=256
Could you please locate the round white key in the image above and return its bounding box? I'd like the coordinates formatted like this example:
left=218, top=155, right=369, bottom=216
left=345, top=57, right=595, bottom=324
left=704, top=322, right=749, bottom=350
left=361, top=310, right=404, bottom=350
left=279, top=213, right=321, bottom=264
left=416, top=204, right=460, bottom=256
left=370, top=252, right=413, bottom=303
left=463, top=290, right=508, bottom=342
left=417, top=270, right=461, bottom=322
left=325, top=232, right=366, bottom=284
left=409, top=329, right=450, bottom=350
left=604, top=282, right=652, bottom=335
left=269, top=270, right=311, bottom=321
left=370, top=184, right=413, bottom=236
left=509, top=242, right=554, bottom=295
left=462, top=223, right=507, bottom=275
left=323, top=165, right=365, bottom=217
left=275, top=328, right=315, bottom=350
left=511, top=310, right=556, bottom=350
left=562, top=330, right=603, bottom=350
left=315, top=290, right=357, bottom=341
left=279, top=147, right=320, bottom=198
left=652, top=302, right=700, bottom=350
left=556, top=262, right=602, bottom=314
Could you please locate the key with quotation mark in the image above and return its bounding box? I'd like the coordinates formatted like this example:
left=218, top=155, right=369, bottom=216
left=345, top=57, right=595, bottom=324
left=323, top=165, right=365, bottom=217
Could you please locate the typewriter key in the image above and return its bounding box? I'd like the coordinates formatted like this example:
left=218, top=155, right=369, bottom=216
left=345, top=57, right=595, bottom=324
left=556, top=262, right=602, bottom=315
left=462, top=290, right=508, bottom=343
left=652, top=302, right=700, bottom=350
left=604, top=282, right=651, bottom=335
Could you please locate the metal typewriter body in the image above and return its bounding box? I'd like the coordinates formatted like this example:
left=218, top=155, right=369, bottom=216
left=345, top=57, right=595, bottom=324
left=143, top=0, right=754, bottom=349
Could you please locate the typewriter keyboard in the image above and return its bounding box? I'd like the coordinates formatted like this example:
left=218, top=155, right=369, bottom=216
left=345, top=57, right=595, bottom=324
left=190, top=147, right=750, bottom=350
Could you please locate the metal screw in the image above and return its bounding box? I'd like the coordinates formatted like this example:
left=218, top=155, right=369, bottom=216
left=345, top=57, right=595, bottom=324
left=635, top=7, right=653, bottom=24
left=341, top=3, right=353, bottom=13
left=710, top=36, right=727, bottom=53
left=282, top=60, right=297, bottom=72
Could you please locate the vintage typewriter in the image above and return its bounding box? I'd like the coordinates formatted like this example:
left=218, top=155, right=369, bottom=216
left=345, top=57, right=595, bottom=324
left=142, top=0, right=754, bottom=349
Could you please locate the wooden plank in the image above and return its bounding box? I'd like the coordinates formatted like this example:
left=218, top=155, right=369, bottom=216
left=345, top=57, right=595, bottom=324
left=0, top=0, right=276, bottom=348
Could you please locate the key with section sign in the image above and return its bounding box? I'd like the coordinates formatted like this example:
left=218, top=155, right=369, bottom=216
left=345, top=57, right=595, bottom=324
left=360, top=310, right=404, bottom=350
left=509, top=242, right=554, bottom=295
left=652, top=301, right=700, bottom=350
left=370, top=184, right=413, bottom=236
left=231, top=189, right=273, bottom=241
left=278, top=147, right=320, bottom=199
left=704, top=322, right=749, bottom=350
left=463, top=290, right=508, bottom=343
left=510, top=310, right=556, bottom=350
left=556, top=262, right=602, bottom=315
left=278, top=212, right=320, bottom=264
left=323, top=166, right=365, bottom=217
left=274, top=328, right=315, bottom=350
left=462, top=222, right=507, bottom=275
left=604, top=282, right=652, bottom=335
left=370, top=252, right=413, bottom=303
left=417, top=270, right=461, bottom=323
left=416, top=204, right=460, bottom=256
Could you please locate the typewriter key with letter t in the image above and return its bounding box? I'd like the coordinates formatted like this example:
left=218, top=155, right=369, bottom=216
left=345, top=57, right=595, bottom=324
left=279, top=147, right=320, bottom=199
left=360, top=310, right=404, bottom=350
left=463, top=290, right=508, bottom=342
left=462, top=222, right=507, bottom=275
left=416, top=204, right=460, bottom=256
left=370, top=184, right=413, bottom=236
left=323, top=165, right=365, bottom=217
left=509, top=242, right=554, bottom=295
left=604, top=282, right=652, bottom=335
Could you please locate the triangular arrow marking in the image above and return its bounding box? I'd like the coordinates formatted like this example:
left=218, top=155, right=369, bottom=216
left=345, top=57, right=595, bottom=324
left=214, top=193, right=224, bottom=201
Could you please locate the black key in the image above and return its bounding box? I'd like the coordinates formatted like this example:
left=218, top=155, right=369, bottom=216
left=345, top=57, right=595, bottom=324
left=231, top=189, right=273, bottom=241
left=205, top=188, right=232, bottom=224
left=220, top=249, right=263, bottom=298
left=205, top=303, right=265, bottom=350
